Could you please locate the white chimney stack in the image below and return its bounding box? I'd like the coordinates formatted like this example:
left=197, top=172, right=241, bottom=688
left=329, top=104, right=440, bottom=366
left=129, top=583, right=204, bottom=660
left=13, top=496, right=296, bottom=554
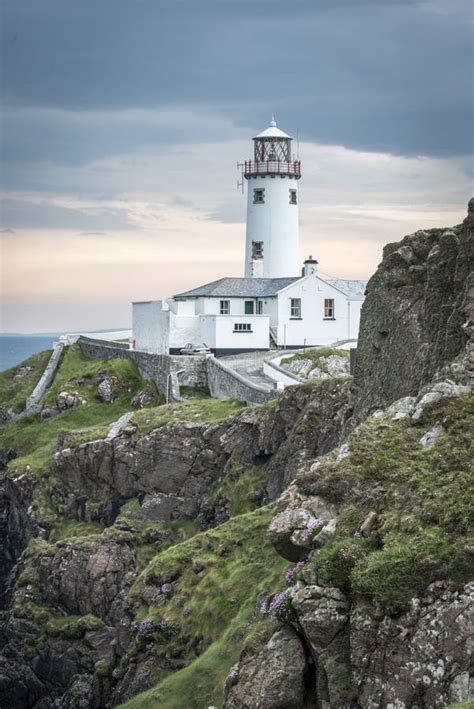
left=303, top=255, right=318, bottom=276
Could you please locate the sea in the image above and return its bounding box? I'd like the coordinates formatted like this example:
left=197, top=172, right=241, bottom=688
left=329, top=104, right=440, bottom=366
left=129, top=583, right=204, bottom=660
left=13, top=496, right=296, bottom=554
left=0, top=334, right=59, bottom=372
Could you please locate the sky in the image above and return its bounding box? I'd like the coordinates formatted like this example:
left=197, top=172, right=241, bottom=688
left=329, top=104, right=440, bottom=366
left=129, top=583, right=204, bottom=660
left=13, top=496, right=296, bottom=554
left=1, top=0, right=472, bottom=333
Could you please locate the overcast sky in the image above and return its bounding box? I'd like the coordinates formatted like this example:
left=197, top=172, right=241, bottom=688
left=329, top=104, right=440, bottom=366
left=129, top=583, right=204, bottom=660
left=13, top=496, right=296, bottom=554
left=1, top=0, right=472, bottom=332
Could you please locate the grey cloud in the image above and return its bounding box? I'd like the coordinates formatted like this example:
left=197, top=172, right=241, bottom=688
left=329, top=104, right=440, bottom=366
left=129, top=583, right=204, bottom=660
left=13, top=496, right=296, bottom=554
left=2, top=0, right=472, bottom=158
left=0, top=199, right=131, bottom=231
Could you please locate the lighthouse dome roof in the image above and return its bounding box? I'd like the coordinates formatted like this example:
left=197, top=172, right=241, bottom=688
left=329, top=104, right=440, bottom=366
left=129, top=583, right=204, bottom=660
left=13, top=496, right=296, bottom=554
left=254, top=116, right=292, bottom=140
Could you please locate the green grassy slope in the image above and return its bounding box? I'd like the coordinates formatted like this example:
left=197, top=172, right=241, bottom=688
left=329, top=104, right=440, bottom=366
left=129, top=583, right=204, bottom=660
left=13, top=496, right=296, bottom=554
left=0, top=349, right=53, bottom=413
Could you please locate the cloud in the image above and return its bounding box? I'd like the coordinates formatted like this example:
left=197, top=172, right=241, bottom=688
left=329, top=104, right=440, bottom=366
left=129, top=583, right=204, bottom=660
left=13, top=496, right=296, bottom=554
left=2, top=1, right=471, bottom=157
left=0, top=197, right=132, bottom=231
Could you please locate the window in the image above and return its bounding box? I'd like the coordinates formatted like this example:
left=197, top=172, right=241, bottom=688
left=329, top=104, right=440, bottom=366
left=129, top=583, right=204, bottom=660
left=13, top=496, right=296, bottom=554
left=290, top=298, right=301, bottom=318
left=324, top=299, right=335, bottom=318
left=234, top=323, right=252, bottom=332
left=289, top=189, right=297, bottom=205
left=253, top=188, right=265, bottom=204
left=256, top=301, right=263, bottom=315
left=245, top=301, right=254, bottom=315
left=252, top=241, right=264, bottom=260
left=220, top=300, right=230, bottom=315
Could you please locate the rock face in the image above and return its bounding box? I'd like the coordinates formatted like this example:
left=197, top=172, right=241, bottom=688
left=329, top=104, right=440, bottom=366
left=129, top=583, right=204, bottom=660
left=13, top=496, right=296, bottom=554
left=353, top=200, right=474, bottom=419
left=53, top=379, right=351, bottom=526
left=224, top=627, right=307, bottom=709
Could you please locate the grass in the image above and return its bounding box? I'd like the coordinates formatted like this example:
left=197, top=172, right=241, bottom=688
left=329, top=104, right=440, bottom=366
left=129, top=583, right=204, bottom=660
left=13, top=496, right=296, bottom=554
left=0, top=349, right=53, bottom=413
left=121, top=505, right=290, bottom=707
left=204, top=463, right=269, bottom=516
left=281, top=347, right=349, bottom=371
left=132, top=397, right=246, bottom=435
left=42, top=344, right=143, bottom=407
left=179, top=385, right=211, bottom=400
left=0, top=345, right=149, bottom=472
left=299, top=392, right=474, bottom=612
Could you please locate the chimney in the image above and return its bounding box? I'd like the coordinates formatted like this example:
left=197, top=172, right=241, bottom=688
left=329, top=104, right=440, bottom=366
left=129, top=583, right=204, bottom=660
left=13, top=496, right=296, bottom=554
left=302, top=255, right=318, bottom=277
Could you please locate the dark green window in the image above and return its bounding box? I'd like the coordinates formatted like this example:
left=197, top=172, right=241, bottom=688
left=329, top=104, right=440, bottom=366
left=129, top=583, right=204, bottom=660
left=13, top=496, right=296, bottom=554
left=245, top=301, right=254, bottom=315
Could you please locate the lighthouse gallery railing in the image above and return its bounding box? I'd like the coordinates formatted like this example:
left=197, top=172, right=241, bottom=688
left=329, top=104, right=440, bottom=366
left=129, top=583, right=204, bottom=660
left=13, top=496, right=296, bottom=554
left=243, top=160, right=301, bottom=178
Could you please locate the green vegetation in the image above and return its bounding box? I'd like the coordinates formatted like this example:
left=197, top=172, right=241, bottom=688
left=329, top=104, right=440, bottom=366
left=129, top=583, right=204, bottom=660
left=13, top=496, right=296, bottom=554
left=204, top=463, right=268, bottom=516
left=281, top=347, right=349, bottom=370
left=300, top=392, right=474, bottom=611
left=179, top=385, right=211, bottom=399
left=0, top=345, right=148, bottom=472
left=0, top=349, right=52, bottom=413
left=121, top=505, right=289, bottom=708
left=132, top=397, right=245, bottom=435
left=42, top=344, right=143, bottom=407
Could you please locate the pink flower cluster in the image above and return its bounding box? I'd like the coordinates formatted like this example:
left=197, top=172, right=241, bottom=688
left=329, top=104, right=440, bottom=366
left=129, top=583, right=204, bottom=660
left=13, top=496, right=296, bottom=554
left=137, top=617, right=155, bottom=635
left=306, top=517, right=326, bottom=530
left=284, top=560, right=305, bottom=584
left=268, top=590, right=289, bottom=618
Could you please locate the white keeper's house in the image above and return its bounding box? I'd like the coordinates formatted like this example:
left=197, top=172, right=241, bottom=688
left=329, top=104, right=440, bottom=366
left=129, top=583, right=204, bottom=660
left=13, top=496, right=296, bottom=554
left=132, top=118, right=367, bottom=355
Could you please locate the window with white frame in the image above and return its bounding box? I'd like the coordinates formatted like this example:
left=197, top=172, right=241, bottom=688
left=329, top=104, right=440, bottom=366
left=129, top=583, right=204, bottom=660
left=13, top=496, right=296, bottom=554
left=253, top=188, right=265, bottom=204
left=324, top=299, right=335, bottom=318
left=290, top=298, right=301, bottom=318
left=289, top=189, right=297, bottom=205
left=234, top=323, right=252, bottom=332
left=220, top=300, right=230, bottom=315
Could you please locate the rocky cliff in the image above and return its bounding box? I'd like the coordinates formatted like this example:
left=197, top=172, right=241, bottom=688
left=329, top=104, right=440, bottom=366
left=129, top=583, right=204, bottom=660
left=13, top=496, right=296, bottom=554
left=353, top=197, right=473, bottom=419
left=0, top=202, right=473, bottom=708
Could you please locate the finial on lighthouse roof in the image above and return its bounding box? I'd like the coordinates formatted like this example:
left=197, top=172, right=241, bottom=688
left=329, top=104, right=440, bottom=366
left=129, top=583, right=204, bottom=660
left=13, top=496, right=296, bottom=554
left=270, top=115, right=277, bottom=127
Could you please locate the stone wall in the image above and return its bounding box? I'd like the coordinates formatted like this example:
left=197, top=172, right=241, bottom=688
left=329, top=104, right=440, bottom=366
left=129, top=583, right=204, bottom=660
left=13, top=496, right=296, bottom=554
left=25, top=341, right=65, bottom=410
left=77, top=337, right=207, bottom=402
left=206, top=356, right=277, bottom=405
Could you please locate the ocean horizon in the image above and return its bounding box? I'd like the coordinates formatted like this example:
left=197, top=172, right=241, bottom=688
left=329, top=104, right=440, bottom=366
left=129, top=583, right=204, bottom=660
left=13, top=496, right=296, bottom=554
left=0, top=334, right=59, bottom=372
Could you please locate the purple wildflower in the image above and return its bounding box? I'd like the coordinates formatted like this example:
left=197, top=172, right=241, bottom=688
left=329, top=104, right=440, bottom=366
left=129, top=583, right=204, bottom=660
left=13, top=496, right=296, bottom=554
left=137, top=617, right=156, bottom=635
left=109, top=638, right=118, bottom=647
left=306, top=517, right=326, bottom=530
left=227, top=669, right=238, bottom=681
left=284, top=560, right=306, bottom=584
left=268, top=590, right=290, bottom=619
left=161, top=583, right=172, bottom=595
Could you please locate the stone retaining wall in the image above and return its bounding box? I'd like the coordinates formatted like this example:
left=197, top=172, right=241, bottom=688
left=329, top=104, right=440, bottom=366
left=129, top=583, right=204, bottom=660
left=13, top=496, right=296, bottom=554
left=206, top=356, right=278, bottom=405
left=26, top=341, right=65, bottom=410
left=77, top=337, right=207, bottom=401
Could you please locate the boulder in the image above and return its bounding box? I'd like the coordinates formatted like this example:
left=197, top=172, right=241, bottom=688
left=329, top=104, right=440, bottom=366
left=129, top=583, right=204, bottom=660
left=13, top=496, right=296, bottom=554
left=97, top=376, right=120, bottom=404
left=268, top=486, right=337, bottom=561
left=223, top=627, right=306, bottom=709
left=56, top=391, right=86, bottom=411
left=130, top=390, right=158, bottom=408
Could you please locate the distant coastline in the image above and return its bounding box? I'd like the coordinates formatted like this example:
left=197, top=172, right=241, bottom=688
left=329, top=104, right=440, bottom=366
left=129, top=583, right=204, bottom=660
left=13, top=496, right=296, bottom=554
left=0, top=329, right=130, bottom=371
left=0, top=334, right=58, bottom=371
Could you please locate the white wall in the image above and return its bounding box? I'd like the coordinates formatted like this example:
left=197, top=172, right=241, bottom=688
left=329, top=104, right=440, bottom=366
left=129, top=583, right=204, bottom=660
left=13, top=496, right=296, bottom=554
left=200, top=315, right=270, bottom=351
left=245, top=175, right=299, bottom=278
left=276, top=276, right=359, bottom=347
left=132, top=301, right=170, bottom=354
left=169, top=314, right=202, bottom=349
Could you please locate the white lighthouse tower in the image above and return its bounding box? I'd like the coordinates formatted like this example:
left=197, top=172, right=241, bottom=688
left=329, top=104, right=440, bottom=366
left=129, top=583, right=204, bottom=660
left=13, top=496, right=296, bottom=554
left=243, top=117, right=301, bottom=278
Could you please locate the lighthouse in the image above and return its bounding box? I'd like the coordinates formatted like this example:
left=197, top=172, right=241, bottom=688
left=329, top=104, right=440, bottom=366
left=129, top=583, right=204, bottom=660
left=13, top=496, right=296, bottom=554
left=243, top=117, right=301, bottom=278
